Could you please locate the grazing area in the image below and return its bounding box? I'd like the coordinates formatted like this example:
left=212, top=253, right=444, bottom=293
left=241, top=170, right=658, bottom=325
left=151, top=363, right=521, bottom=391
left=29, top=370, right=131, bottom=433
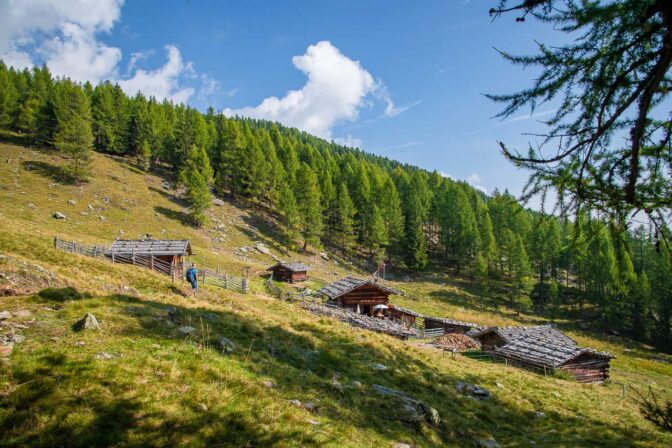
left=1, top=140, right=672, bottom=447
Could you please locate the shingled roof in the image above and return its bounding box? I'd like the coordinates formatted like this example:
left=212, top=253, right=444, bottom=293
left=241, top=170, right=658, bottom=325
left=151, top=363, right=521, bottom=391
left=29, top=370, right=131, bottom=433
left=317, top=277, right=401, bottom=300
left=267, top=262, right=310, bottom=272
left=494, top=336, right=614, bottom=369
left=388, top=304, right=423, bottom=317
left=109, top=239, right=192, bottom=256
left=424, top=316, right=481, bottom=330
left=472, top=324, right=576, bottom=346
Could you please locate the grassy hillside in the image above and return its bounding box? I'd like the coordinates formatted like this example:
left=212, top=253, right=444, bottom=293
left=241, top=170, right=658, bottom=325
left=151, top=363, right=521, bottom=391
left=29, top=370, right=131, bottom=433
left=1, top=137, right=671, bottom=447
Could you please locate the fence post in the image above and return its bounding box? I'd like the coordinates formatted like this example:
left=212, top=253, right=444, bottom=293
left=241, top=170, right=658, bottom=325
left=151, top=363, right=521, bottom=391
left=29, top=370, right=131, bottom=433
left=54, top=236, right=58, bottom=249
left=132, top=248, right=135, bottom=265
left=225, top=274, right=229, bottom=290
left=242, top=278, right=249, bottom=293
left=112, top=251, right=115, bottom=263
left=72, top=242, right=76, bottom=253
left=150, top=255, right=154, bottom=271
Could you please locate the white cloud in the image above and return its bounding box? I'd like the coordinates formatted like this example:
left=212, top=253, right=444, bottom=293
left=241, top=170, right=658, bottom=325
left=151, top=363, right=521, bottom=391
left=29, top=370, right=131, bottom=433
left=225, top=41, right=374, bottom=138
left=0, top=0, right=217, bottom=105
left=333, top=134, right=362, bottom=148
left=467, top=173, right=488, bottom=193
left=225, top=41, right=415, bottom=139
left=439, top=171, right=452, bottom=179
left=506, top=109, right=557, bottom=123
left=118, top=45, right=195, bottom=103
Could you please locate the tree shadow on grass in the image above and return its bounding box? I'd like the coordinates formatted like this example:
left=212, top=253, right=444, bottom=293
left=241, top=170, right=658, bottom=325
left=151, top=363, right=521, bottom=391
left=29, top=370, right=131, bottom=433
left=149, top=187, right=189, bottom=208
left=154, top=205, right=192, bottom=227
left=21, top=160, right=77, bottom=185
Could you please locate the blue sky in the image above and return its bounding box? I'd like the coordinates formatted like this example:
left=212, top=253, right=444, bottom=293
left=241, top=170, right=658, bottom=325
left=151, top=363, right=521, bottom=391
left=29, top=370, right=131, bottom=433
left=0, top=0, right=566, bottom=202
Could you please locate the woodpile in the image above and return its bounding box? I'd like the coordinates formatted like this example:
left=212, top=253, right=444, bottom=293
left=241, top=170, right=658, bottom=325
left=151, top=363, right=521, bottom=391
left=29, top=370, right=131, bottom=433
left=433, top=333, right=480, bottom=351
left=300, top=301, right=417, bottom=339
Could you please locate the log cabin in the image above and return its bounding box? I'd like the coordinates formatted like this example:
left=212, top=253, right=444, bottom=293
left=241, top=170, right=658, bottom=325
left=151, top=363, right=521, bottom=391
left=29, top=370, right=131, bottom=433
left=317, top=277, right=401, bottom=317
left=493, top=336, right=615, bottom=383
left=387, top=304, right=422, bottom=329
left=424, top=316, right=481, bottom=335
left=107, top=239, right=192, bottom=276
left=471, top=325, right=576, bottom=351
left=267, top=262, right=309, bottom=283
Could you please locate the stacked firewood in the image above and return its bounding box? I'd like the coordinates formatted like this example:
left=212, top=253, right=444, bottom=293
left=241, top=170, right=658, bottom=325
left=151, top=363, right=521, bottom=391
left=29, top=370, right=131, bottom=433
left=300, top=301, right=417, bottom=339
left=433, top=333, right=480, bottom=351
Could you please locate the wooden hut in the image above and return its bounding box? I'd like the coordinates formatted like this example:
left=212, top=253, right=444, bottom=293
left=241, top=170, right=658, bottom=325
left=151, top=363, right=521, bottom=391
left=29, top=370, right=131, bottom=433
left=424, top=317, right=481, bottom=335
left=493, top=337, right=615, bottom=383
left=107, top=239, right=192, bottom=276
left=387, top=304, right=422, bottom=329
left=471, top=325, right=576, bottom=351
left=317, top=277, right=401, bottom=317
left=267, top=262, right=309, bottom=283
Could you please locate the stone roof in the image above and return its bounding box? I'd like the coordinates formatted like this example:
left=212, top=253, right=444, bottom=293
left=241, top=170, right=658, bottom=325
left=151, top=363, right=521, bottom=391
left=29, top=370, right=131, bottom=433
left=108, top=239, right=192, bottom=256
left=389, top=304, right=423, bottom=317
left=317, top=277, right=401, bottom=300
left=267, top=262, right=310, bottom=272
left=424, top=316, right=481, bottom=330
left=472, top=324, right=576, bottom=346
left=494, top=336, right=614, bottom=369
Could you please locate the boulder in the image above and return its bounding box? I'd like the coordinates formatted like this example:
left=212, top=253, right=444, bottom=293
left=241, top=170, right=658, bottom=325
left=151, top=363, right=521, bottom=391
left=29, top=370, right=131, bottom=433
left=255, top=243, right=271, bottom=255
left=53, top=212, right=67, bottom=220
left=212, top=198, right=225, bottom=206
left=73, top=313, right=100, bottom=331
left=372, top=384, right=439, bottom=426
left=320, top=252, right=329, bottom=260
left=177, top=326, right=196, bottom=336
left=456, top=382, right=490, bottom=400
left=215, top=336, right=236, bottom=353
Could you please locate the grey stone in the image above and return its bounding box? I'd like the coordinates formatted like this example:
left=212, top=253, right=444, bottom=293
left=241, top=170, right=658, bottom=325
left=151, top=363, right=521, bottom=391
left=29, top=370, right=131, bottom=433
left=53, top=212, right=67, bottom=219
left=215, top=336, right=236, bottom=353
left=74, top=313, right=100, bottom=331
left=391, top=444, right=412, bottom=448
left=372, top=363, right=387, bottom=371
left=255, top=243, right=271, bottom=255
left=350, top=380, right=363, bottom=389
left=197, top=403, right=208, bottom=411
left=212, top=198, right=225, bottom=206
left=456, top=382, right=490, bottom=400
left=8, top=334, right=25, bottom=344
left=306, top=419, right=320, bottom=425
left=303, top=401, right=317, bottom=412
left=331, top=379, right=344, bottom=393
left=261, top=380, right=275, bottom=389
left=289, top=399, right=301, bottom=407
left=402, top=275, right=411, bottom=282
left=474, top=437, right=500, bottom=448
left=94, top=352, right=115, bottom=360
left=534, top=411, right=546, bottom=418
left=74, top=341, right=86, bottom=347
left=177, top=326, right=196, bottom=336
left=0, top=311, right=11, bottom=320
left=67, top=199, right=77, bottom=205
left=320, top=252, right=329, bottom=260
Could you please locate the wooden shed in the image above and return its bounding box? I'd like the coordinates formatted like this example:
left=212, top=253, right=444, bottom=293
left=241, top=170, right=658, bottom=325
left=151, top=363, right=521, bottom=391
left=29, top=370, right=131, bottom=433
left=471, top=325, right=576, bottom=352
left=107, top=239, right=192, bottom=276
left=317, top=277, right=401, bottom=317
left=387, top=304, right=422, bottom=329
left=424, top=317, right=480, bottom=335
left=493, top=336, right=615, bottom=383
left=267, top=262, right=309, bottom=283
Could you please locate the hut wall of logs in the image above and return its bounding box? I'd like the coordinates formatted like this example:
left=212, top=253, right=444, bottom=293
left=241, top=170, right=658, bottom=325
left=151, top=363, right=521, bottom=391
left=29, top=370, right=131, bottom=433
left=424, top=317, right=479, bottom=335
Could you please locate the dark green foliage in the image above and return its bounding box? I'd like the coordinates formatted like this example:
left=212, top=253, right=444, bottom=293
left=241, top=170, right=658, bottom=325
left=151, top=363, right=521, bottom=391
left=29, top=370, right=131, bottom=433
left=489, top=0, right=672, bottom=235
left=52, top=80, right=94, bottom=181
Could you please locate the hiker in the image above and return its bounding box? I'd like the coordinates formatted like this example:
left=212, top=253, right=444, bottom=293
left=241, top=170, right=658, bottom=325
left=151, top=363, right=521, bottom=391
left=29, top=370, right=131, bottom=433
left=186, top=262, right=199, bottom=298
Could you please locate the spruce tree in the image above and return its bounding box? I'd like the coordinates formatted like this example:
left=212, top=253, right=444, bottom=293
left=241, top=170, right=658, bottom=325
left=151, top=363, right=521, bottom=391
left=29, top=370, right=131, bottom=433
left=295, top=162, right=323, bottom=250
left=52, top=80, right=94, bottom=181
left=279, top=184, right=301, bottom=251
left=179, top=165, right=211, bottom=227
left=334, top=182, right=356, bottom=252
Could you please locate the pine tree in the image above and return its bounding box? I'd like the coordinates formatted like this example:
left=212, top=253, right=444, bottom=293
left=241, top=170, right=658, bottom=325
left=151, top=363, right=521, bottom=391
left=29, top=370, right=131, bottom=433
left=334, top=182, right=356, bottom=252
left=0, top=62, right=18, bottom=129
left=52, top=80, right=94, bottom=181
left=179, top=165, right=211, bottom=227
left=295, top=162, right=323, bottom=250
left=139, top=139, right=151, bottom=172
left=279, top=184, right=301, bottom=251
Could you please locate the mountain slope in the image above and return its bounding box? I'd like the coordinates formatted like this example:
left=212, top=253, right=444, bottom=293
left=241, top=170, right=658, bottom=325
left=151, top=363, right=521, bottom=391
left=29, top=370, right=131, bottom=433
left=1, top=139, right=671, bottom=448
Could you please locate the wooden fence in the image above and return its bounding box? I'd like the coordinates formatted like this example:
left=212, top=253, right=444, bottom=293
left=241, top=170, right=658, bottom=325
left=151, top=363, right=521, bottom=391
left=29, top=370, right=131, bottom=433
left=409, top=327, right=445, bottom=339
left=200, top=268, right=249, bottom=294
left=264, top=278, right=311, bottom=301
left=53, top=236, right=249, bottom=293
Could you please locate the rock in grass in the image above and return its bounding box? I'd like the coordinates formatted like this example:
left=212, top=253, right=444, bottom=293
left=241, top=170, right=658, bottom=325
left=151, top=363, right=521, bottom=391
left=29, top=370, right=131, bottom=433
left=303, top=401, right=317, bottom=412
left=289, top=399, right=302, bottom=407
left=456, top=382, right=490, bottom=400
left=177, top=326, right=196, bottom=336
left=372, top=384, right=440, bottom=426
left=255, top=243, right=271, bottom=255
left=215, top=336, right=236, bottom=353
left=212, top=198, right=225, bottom=206
left=94, top=352, right=115, bottom=360
left=67, top=199, right=77, bottom=205
left=53, top=212, right=66, bottom=219
left=0, top=311, right=11, bottom=320
left=73, top=313, right=100, bottom=331
left=391, top=443, right=412, bottom=448
left=306, top=419, right=320, bottom=425
left=474, top=437, right=500, bottom=448
left=350, top=380, right=363, bottom=389
left=372, top=363, right=387, bottom=371
left=261, top=380, right=275, bottom=389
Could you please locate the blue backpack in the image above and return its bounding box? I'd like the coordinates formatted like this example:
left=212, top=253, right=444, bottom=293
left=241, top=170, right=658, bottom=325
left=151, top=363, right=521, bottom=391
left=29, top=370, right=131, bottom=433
left=186, top=268, right=197, bottom=283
